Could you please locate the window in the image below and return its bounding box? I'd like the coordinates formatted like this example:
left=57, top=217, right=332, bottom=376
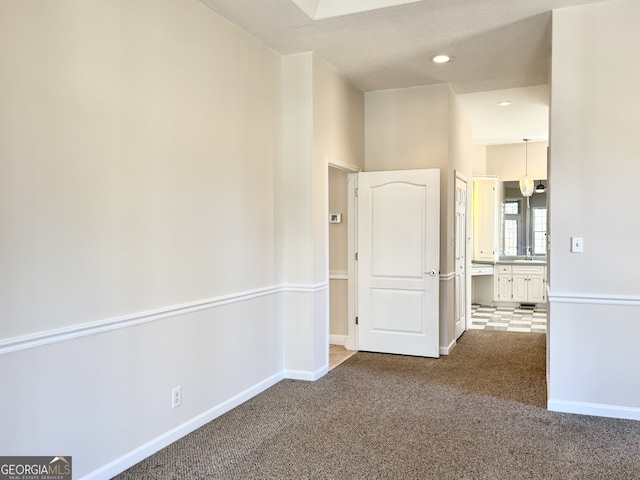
left=504, top=219, right=518, bottom=256
left=533, top=207, right=547, bottom=255
left=503, top=199, right=521, bottom=256
left=504, top=200, right=519, bottom=215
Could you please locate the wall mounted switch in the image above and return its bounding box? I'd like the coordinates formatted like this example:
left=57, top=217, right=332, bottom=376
left=571, top=237, right=584, bottom=253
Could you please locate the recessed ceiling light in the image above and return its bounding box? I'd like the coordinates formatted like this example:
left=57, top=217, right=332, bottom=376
left=497, top=101, right=512, bottom=107
left=432, top=54, right=452, bottom=64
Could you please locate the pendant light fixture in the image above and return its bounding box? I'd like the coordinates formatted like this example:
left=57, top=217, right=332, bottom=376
left=519, top=138, right=534, bottom=197
left=535, top=180, right=546, bottom=193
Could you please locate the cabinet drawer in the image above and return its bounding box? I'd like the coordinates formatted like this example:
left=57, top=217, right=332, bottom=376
left=497, top=265, right=512, bottom=274
left=471, top=265, right=494, bottom=276
left=512, top=265, right=545, bottom=275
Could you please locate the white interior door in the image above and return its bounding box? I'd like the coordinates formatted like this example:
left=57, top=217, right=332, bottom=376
left=454, top=176, right=467, bottom=340
left=357, top=169, right=440, bottom=357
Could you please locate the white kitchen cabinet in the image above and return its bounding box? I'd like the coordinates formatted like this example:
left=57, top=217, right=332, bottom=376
left=494, top=265, right=512, bottom=302
left=472, top=177, right=499, bottom=262
left=494, top=264, right=546, bottom=304
left=527, top=273, right=546, bottom=303
left=511, top=274, right=529, bottom=302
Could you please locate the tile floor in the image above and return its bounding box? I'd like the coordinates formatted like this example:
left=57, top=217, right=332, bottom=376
left=328, top=306, right=546, bottom=369
left=471, top=304, right=547, bottom=333
left=329, top=344, right=357, bottom=370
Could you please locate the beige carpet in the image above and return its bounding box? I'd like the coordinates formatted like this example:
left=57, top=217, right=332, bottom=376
left=115, top=331, right=640, bottom=479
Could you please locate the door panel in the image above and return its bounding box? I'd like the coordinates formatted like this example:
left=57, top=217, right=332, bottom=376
left=454, top=176, right=467, bottom=339
left=371, top=289, right=425, bottom=333
left=512, top=275, right=528, bottom=302
left=371, top=182, right=425, bottom=278
left=528, top=276, right=546, bottom=303
left=358, top=169, right=440, bottom=358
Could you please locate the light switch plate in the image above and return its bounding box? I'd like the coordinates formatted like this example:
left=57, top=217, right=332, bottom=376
left=571, top=237, right=584, bottom=253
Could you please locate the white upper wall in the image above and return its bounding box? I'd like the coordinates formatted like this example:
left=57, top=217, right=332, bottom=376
left=548, top=0, right=640, bottom=419
left=365, top=84, right=450, bottom=172
left=485, top=141, right=547, bottom=181
left=0, top=1, right=285, bottom=476
left=0, top=0, right=282, bottom=338
left=550, top=0, right=640, bottom=294
left=472, top=145, right=488, bottom=175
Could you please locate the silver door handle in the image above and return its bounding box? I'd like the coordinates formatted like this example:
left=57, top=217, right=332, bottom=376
left=426, top=270, right=438, bottom=276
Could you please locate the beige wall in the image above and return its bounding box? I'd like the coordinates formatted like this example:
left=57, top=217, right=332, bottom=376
left=280, top=52, right=364, bottom=366
left=472, top=145, right=488, bottom=175
left=329, top=168, right=349, bottom=338
left=365, top=84, right=450, bottom=172
left=328, top=168, right=350, bottom=275
left=0, top=0, right=284, bottom=476
left=485, top=141, right=547, bottom=181
left=0, top=0, right=281, bottom=338
left=315, top=55, right=364, bottom=346
left=548, top=0, right=640, bottom=420
left=319, top=58, right=364, bottom=343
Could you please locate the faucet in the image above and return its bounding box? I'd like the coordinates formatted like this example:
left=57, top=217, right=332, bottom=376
left=526, top=247, right=532, bottom=260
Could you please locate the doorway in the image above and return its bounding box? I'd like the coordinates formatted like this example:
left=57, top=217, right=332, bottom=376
left=328, top=163, right=359, bottom=365
left=329, top=163, right=443, bottom=359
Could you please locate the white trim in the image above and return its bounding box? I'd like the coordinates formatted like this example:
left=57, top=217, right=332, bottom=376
left=330, top=334, right=347, bottom=345
left=0, top=283, right=328, bottom=356
left=283, top=282, right=329, bottom=294
left=327, top=158, right=361, bottom=173
left=548, top=292, right=640, bottom=306
left=346, top=173, right=358, bottom=352
left=440, top=339, right=456, bottom=356
left=284, top=365, right=328, bottom=381
left=548, top=399, right=640, bottom=421
left=439, top=271, right=456, bottom=281
left=329, top=271, right=348, bottom=280
left=80, top=371, right=284, bottom=480
left=472, top=174, right=499, bottom=180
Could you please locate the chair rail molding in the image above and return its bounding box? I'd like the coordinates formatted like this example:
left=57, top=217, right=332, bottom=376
left=0, top=282, right=329, bottom=355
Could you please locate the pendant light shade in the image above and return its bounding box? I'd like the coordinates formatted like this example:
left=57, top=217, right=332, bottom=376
left=519, top=176, right=534, bottom=196
left=519, top=139, right=534, bottom=197
left=535, top=181, right=546, bottom=193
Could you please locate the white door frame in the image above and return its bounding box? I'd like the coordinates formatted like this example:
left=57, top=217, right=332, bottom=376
left=327, top=159, right=360, bottom=351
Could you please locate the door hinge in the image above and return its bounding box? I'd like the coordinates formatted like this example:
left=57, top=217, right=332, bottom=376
left=355, top=316, right=359, bottom=325
left=355, top=252, right=358, bottom=261
left=355, top=188, right=358, bottom=197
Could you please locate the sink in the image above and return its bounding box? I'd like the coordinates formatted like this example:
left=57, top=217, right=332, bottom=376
left=513, top=259, right=546, bottom=264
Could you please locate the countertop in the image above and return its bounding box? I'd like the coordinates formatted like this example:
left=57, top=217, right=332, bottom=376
left=472, top=258, right=547, bottom=266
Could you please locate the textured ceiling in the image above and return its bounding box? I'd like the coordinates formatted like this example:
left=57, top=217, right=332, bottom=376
left=197, top=0, right=611, bottom=143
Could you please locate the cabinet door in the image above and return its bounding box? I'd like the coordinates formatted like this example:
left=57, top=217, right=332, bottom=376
left=511, top=274, right=529, bottom=302
left=472, top=179, right=498, bottom=262
left=527, top=275, right=546, bottom=303
left=494, top=274, right=512, bottom=301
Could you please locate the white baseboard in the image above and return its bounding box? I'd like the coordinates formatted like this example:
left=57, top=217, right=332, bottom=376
left=548, top=399, right=640, bottom=421
left=329, top=334, right=347, bottom=346
left=440, top=339, right=456, bottom=356
left=284, top=365, right=328, bottom=381
left=81, top=371, right=285, bottom=480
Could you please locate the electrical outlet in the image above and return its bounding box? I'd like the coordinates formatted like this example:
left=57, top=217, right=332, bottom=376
left=171, top=386, right=182, bottom=409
